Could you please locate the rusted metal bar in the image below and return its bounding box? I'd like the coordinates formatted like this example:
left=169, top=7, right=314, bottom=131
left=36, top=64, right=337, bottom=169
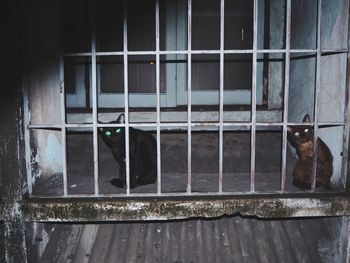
left=22, top=195, right=350, bottom=221
left=281, top=0, right=291, bottom=191
left=311, top=0, right=322, bottom=191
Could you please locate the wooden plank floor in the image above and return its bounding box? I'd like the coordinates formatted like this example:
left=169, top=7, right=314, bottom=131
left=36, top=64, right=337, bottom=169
left=39, top=216, right=341, bottom=263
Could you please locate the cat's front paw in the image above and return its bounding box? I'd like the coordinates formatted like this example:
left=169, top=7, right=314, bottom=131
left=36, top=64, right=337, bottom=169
left=110, top=178, right=125, bottom=188
left=292, top=179, right=311, bottom=190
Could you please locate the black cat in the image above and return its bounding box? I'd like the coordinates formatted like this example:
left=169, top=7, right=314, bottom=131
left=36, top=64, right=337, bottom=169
left=99, top=114, right=157, bottom=188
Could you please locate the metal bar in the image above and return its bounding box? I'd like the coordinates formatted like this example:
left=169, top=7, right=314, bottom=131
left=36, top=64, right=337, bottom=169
left=250, top=0, right=258, bottom=192
left=187, top=0, right=192, bottom=194
left=281, top=0, right=291, bottom=192
left=28, top=121, right=346, bottom=130
left=91, top=191, right=279, bottom=197
left=60, top=55, right=68, bottom=197
left=123, top=0, right=131, bottom=195
left=24, top=191, right=308, bottom=198
left=29, top=125, right=64, bottom=129
left=91, top=3, right=99, bottom=196
left=341, top=0, right=350, bottom=191
left=23, top=77, right=33, bottom=196
left=63, top=48, right=349, bottom=57
left=29, top=188, right=343, bottom=199
left=155, top=0, right=162, bottom=194
left=312, top=0, right=322, bottom=191
left=218, top=0, right=225, bottom=194
left=321, top=48, right=349, bottom=53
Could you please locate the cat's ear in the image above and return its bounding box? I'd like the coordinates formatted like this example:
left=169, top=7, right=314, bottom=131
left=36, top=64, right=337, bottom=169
left=303, top=114, right=311, bottom=123
left=287, top=127, right=293, bottom=133
left=116, top=113, right=125, bottom=124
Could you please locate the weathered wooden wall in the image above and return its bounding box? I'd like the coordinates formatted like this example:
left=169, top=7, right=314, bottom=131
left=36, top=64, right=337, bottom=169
left=0, top=0, right=28, bottom=262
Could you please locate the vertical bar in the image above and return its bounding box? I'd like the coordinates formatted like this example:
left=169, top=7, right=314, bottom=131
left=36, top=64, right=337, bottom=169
left=341, top=0, right=350, bottom=191
left=123, top=0, right=131, bottom=195
left=23, top=78, right=33, bottom=195
left=155, top=0, right=162, bottom=194
left=312, top=0, right=322, bottom=190
left=91, top=2, right=99, bottom=196
left=59, top=55, right=68, bottom=197
left=250, top=0, right=258, bottom=192
left=187, top=0, right=192, bottom=194
left=218, top=0, right=225, bottom=193
left=281, top=0, right=291, bottom=192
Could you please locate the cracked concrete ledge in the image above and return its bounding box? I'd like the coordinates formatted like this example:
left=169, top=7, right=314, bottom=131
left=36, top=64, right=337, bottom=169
left=21, top=194, right=350, bottom=222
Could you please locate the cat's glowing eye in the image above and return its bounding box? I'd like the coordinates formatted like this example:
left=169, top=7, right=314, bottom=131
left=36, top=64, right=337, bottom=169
left=294, top=132, right=300, bottom=137
left=115, top=128, right=121, bottom=134
left=304, top=128, right=309, bottom=133
left=105, top=131, right=112, bottom=136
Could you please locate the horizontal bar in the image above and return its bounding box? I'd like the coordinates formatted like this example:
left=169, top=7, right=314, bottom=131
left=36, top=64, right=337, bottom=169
left=22, top=195, right=350, bottom=221
left=320, top=48, right=349, bottom=53
left=64, top=48, right=348, bottom=57
left=25, top=189, right=345, bottom=198
left=28, top=122, right=346, bottom=129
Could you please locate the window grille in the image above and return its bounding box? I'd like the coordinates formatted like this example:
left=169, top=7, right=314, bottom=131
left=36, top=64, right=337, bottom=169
left=25, top=0, right=350, bottom=199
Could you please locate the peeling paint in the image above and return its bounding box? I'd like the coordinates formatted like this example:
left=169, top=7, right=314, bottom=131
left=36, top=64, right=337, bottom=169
left=31, top=148, right=42, bottom=185
left=8, top=202, right=22, bottom=219
left=42, top=133, right=63, bottom=171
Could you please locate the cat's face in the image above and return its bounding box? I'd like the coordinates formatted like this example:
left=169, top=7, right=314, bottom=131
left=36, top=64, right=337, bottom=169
left=99, top=114, right=125, bottom=145
left=287, top=114, right=313, bottom=145
left=288, top=126, right=313, bottom=144
left=101, top=126, right=123, bottom=139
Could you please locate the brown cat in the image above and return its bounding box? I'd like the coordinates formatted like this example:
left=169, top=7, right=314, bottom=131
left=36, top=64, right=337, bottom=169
left=287, top=114, right=333, bottom=189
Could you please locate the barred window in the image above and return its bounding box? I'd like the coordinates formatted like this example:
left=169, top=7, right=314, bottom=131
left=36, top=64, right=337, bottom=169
left=24, top=0, right=349, bottom=197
